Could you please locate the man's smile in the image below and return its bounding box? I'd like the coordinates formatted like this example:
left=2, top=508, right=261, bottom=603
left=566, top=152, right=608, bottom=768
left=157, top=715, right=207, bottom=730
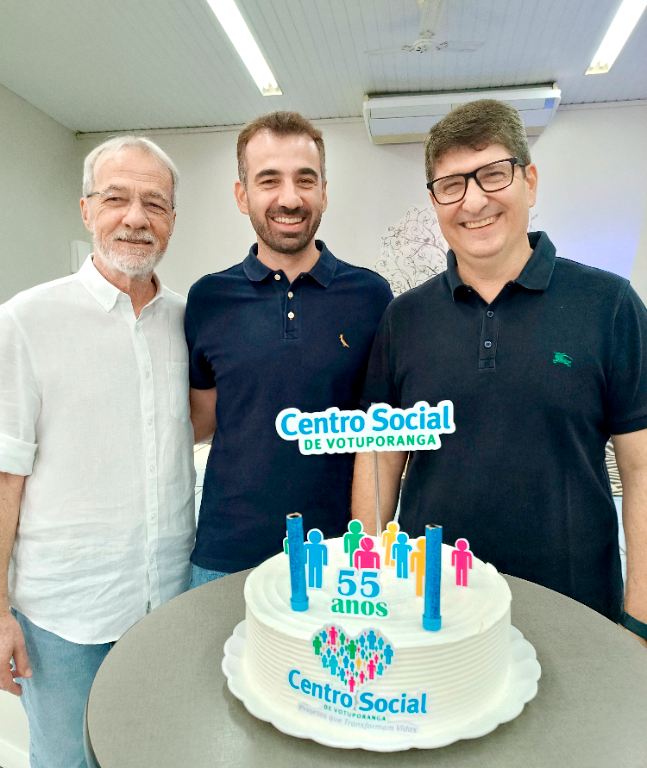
left=461, top=214, right=500, bottom=230
left=272, top=215, right=305, bottom=225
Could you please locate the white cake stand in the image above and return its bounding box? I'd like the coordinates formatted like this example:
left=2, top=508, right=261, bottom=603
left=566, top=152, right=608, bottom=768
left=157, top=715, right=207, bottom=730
left=222, top=620, right=541, bottom=752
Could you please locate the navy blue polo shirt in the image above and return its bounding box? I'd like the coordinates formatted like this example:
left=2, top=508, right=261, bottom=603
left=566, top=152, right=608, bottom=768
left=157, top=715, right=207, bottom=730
left=362, top=231, right=647, bottom=620
left=186, top=241, right=392, bottom=572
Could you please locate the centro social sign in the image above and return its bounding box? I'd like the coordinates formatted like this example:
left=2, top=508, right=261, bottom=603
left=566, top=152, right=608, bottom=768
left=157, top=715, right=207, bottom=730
left=275, top=401, right=455, bottom=455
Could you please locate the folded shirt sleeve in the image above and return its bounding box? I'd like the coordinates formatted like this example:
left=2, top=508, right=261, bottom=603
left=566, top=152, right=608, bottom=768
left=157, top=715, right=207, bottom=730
left=0, top=306, right=40, bottom=475
left=606, top=283, right=647, bottom=435
left=184, top=285, right=216, bottom=391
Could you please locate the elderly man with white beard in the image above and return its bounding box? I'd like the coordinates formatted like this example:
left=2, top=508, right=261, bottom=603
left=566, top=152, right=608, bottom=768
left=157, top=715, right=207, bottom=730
left=0, top=136, right=195, bottom=767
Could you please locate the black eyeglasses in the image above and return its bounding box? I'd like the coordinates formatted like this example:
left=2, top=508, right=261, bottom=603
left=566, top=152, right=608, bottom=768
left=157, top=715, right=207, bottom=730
left=427, top=158, right=524, bottom=204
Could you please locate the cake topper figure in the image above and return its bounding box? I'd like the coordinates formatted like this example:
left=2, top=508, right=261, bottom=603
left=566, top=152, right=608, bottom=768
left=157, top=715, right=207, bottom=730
left=392, top=532, right=413, bottom=579
left=353, top=537, right=381, bottom=570
left=344, top=520, right=364, bottom=567
left=452, top=538, right=473, bottom=586
left=304, top=528, right=328, bottom=589
left=410, top=537, right=426, bottom=596
left=381, top=521, right=400, bottom=566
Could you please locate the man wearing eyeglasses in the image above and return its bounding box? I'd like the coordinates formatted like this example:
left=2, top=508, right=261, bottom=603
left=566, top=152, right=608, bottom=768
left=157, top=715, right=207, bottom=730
left=352, top=99, right=647, bottom=648
left=0, top=137, right=196, bottom=765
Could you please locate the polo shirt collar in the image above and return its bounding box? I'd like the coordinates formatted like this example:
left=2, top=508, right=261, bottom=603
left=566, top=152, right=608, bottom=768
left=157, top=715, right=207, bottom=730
left=446, top=231, right=556, bottom=299
left=78, top=255, right=162, bottom=313
left=515, top=231, right=556, bottom=290
left=242, top=240, right=336, bottom=288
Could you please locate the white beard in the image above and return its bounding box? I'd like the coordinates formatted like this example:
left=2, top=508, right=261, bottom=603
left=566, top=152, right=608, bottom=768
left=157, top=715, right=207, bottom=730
left=93, top=230, right=166, bottom=277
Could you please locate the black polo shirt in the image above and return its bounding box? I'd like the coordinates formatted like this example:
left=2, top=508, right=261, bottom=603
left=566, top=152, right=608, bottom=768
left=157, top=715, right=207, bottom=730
left=186, top=241, right=392, bottom=572
left=361, top=231, right=647, bottom=620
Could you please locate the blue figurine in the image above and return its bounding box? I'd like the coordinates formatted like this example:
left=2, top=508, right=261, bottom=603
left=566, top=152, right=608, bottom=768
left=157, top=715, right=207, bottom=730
left=304, top=528, right=328, bottom=589
left=384, top=644, right=394, bottom=665
left=392, top=532, right=413, bottom=579
left=367, top=630, right=377, bottom=650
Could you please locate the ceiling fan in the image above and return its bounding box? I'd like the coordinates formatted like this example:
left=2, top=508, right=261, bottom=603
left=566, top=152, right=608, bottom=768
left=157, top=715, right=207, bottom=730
left=366, top=0, right=483, bottom=55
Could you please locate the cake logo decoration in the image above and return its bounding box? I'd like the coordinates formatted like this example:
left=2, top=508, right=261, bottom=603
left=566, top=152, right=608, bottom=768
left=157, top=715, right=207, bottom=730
left=313, top=624, right=394, bottom=694
left=275, top=400, right=455, bottom=455
left=331, top=552, right=388, bottom=617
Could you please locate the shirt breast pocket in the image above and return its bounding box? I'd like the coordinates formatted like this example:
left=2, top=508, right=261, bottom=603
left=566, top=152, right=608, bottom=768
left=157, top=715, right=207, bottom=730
left=167, top=362, right=190, bottom=423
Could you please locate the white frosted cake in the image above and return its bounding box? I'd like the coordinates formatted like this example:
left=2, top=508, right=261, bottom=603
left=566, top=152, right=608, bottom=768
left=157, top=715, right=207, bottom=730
left=223, top=535, right=540, bottom=750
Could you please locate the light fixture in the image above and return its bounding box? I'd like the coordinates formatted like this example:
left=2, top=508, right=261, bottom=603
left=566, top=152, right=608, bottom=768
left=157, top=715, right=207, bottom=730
left=586, top=0, right=647, bottom=74
left=206, top=0, right=282, bottom=95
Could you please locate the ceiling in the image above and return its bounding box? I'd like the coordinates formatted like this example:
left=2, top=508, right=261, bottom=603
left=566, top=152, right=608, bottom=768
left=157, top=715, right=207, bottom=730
left=0, top=0, right=645, bottom=133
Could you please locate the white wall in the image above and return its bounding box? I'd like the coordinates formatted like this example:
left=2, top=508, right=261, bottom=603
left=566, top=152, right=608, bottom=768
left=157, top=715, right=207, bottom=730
left=532, top=102, right=647, bottom=282
left=76, top=105, right=647, bottom=300
left=629, top=140, right=647, bottom=304
left=0, top=83, right=86, bottom=304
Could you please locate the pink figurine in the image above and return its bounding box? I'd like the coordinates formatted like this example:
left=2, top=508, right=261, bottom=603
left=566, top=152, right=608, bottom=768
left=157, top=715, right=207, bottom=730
left=367, top=659, right=376, bottom=680
left=329, top=626, right=338, bottom=646
left=353, top=537, right=381, bottom=570
left=452, top=538, right=473, bottom=586
left=348, top=675, right=356, bottom=693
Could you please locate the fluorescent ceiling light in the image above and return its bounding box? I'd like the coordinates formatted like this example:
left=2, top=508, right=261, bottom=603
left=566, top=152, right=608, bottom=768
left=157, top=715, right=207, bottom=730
left=586, top=0, right=647, bottom=74
left=206, top=0, right=282, bottom=95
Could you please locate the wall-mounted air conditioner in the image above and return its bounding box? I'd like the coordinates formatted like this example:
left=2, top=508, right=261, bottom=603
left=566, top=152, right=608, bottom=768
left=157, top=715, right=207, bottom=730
left=363, top=84, right=561, bottom=145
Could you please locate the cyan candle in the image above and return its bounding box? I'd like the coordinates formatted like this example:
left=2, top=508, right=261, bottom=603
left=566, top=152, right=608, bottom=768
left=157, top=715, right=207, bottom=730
left=423, top=524, right=442, bottom=631
left=286, top=513, right=309, bottom=611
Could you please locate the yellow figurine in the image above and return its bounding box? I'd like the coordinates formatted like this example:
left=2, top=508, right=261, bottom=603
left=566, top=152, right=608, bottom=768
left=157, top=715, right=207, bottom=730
left=410, top=537, right=426, bottom=597
left=381, top=521, right=400, bottom=566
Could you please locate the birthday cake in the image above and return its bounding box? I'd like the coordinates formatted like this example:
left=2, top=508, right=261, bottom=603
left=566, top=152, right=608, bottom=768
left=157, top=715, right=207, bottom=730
left=223, top=525, right=541, bottom=751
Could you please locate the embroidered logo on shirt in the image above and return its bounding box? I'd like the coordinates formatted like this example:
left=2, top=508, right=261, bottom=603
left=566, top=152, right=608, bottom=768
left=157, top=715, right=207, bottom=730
left=552, top=352, right=572, bottom=367
left=340, top=334, right=349, bottom=348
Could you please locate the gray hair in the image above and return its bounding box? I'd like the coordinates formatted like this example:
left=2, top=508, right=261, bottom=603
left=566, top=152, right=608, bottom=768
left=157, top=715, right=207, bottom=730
left=82, top=136, right=180, bottom=208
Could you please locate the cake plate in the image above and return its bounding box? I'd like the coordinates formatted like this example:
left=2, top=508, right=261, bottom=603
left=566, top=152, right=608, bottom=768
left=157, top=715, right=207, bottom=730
left=222, top=620, right=541, bottom=752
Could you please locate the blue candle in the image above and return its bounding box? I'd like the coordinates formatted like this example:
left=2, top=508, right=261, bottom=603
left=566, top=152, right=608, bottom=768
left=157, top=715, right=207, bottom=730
left=286, top=513, right=309, bottom=612
left=423, top=524, right=442, bottom=631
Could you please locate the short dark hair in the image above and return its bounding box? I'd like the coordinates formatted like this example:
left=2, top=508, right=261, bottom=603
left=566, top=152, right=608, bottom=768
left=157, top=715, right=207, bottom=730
left=237, top=111, right=326, bottom=187
left=424, top=99, right=531, bottom=182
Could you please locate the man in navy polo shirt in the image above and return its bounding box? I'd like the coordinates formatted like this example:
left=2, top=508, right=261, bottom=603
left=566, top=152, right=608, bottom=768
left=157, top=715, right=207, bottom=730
left=186, top=111, right=392, bottom=583
left=352, top=100, right=647, bottom=647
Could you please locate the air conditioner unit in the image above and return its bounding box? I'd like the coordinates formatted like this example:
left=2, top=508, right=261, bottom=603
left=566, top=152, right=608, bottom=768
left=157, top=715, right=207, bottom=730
left=363, top=85, right=561, bottom=145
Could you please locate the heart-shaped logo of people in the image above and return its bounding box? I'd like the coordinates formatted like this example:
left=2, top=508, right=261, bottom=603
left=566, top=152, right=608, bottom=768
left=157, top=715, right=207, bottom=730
left=311, top=625, right=394, bottom=694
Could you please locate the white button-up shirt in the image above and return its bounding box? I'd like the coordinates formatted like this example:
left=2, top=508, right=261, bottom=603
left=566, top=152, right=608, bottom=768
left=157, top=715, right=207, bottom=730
left=0, top=257, right=195, bottom=644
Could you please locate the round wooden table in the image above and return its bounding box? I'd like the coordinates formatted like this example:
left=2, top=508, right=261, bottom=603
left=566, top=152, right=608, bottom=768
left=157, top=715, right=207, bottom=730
left=85, top=571, right=647, bottom=768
